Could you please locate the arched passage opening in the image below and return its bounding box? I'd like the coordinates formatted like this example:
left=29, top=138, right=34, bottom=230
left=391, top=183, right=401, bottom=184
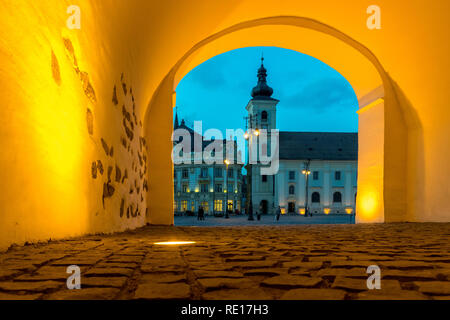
left=144, top=16, right=415, bottom=225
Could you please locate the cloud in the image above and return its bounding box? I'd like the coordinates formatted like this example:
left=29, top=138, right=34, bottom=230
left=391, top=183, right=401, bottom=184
left=279, top=77, right=357, bottom=113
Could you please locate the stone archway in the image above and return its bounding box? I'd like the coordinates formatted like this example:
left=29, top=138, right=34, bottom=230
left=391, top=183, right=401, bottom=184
left=144, top=16, right=416, bottom=225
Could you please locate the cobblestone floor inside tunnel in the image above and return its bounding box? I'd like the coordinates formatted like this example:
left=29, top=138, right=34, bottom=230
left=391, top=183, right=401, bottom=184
left=0, top=223, right=449, bottom=300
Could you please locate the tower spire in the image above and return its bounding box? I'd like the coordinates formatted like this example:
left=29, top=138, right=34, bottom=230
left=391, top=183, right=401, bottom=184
left=251, top=55, right=274, bottom=99
left=174, top=106, right=179, bottom=128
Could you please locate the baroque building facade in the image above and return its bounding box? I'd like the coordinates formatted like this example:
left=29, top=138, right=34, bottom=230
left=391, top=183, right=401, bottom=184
left=173, top=118, right=245, bottom=216
left=246, top=58, right=358, bottom=216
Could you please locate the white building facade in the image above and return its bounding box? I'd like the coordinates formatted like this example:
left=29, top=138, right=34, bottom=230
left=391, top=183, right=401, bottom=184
left=246, top=58, right=358, bottom=216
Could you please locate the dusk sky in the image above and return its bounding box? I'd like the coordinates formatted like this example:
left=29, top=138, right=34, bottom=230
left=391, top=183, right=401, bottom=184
left=175, top=46, right=359, bottom=137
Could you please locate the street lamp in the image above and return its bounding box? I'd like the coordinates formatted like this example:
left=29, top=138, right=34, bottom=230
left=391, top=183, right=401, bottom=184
left=243, top=113, right=260, bottom=221
left=302, top=160, right=311, bottom=217
left=224, top=159, right=230, bottom=219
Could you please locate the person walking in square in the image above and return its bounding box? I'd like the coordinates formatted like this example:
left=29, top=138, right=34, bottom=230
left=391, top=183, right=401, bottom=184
left=198, top=206, right=205, bottom=221
left=275, top=206, right=281, bottom=222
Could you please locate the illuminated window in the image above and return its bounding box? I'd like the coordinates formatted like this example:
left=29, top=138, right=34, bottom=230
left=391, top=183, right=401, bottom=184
left=181, top=200, right=188, bottom=211
left=236, top=200, right=241, bottom=211
left=312, top=192, right=320, bottom=203
left=333, top=192, right=342, bottom=203
left=214, top=200, right=223, bottom=212
left=201, top=201, right=209, bottom=212
left=227, top=200, right=233, bottom=211
left=173, top=201, right=178, bottom=211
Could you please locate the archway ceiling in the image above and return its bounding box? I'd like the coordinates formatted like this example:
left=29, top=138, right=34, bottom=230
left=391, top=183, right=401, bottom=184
left=174, top=24, right=383, bottom=103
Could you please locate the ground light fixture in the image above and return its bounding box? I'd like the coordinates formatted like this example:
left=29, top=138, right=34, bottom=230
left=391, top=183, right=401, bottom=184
left=153, top=241, right=196, bottom=245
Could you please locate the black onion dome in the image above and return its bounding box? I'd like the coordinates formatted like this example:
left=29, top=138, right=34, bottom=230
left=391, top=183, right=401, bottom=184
left=251, top=57, right=274, bottom=98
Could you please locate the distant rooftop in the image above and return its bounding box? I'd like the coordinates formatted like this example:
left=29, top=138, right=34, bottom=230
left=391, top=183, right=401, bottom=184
left=279, top=132, right=358, bottom=161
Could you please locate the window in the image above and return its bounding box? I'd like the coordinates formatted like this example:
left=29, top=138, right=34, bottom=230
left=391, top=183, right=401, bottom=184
left=335, top=171, right=341, bottom=181
left=201, top=201, right=209, bottom=212
left=262, top=175, right=267, bottom=183
left=214, top=200, right=223, bottom=212
left=181, top=200, right=188, bottom=211
left=227, top=200, right=233, bottom=211
left=289, top=185, right=295, bottom=195
left=215, top=184, right=222, bottom=193
left=215, top=167, right=222, bottom=177
left=182, top=184, right=188, bottom=193
left=313, top=171, right=319, bottom=180
left=333, top=192, right=342, bottom=203
left=200, top=184, right=209, bottom=193
left=261, top=111, right=268, bottom=122
left=173, top=201, right=178, bottom=211
left=200, top=168, right=208, bottom=178
left=289, top=171, right=295, bottom=180
left=182, top=169, right=189, bottom=179
left=228, top=168, right=233, bottom=178
left=312, top=192, right=321, bottom=203
left=173, top=170, right=177, bottom=179
left=236, top=200, right=241, bottom=211
left=191, top=201, right=195, bottom=211
left=227, top=184, right=233, bottom=193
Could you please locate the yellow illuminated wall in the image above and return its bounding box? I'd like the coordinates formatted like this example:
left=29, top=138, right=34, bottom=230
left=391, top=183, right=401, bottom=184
left=0, top=0, right=449, bottom=249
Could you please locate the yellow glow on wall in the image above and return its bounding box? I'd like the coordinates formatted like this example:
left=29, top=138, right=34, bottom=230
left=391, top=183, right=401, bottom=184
left=299, top=208, right=305, bottom=215
left=361, top=194, right=377, bottom=215
left=281, top=208, right=287, bottom=214
left=324, top=208, right=331, bottom=215
left=346, top=208, right=354, bottom=214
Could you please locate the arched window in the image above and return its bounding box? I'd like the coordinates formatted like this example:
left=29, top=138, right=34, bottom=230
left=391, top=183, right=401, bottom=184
left=312, top=192, right=320, bottom=203
left=289, top=185, right=295, bottom=195
left=261, top=111, right=268, bottom=122
left=333, top=192, right=342, bottom=203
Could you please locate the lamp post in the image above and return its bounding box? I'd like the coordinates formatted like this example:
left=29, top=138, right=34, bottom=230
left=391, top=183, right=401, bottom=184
left=224, top=159, right=230, bottom=219
left=302, top=160, right=311, bottom=217
left=244, top=113, right=259, bottom=221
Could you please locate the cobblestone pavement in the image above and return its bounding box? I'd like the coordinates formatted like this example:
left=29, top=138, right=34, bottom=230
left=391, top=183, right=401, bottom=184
left=0, top=223, right=449, bottom=300
left=174, top=215, right=355, bottom=226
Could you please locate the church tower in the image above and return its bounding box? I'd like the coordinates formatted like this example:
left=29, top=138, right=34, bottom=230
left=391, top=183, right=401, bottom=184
left=245, top=57, right=279, bottom=215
